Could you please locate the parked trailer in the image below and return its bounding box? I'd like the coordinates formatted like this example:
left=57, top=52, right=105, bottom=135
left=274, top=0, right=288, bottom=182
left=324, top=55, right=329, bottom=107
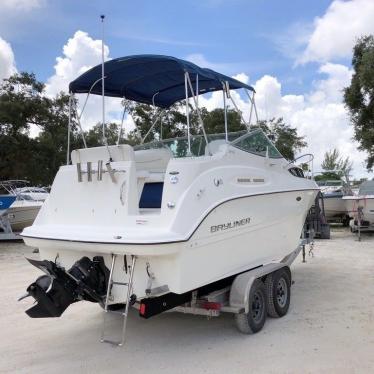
left=100, top=240, right=309, bottom=344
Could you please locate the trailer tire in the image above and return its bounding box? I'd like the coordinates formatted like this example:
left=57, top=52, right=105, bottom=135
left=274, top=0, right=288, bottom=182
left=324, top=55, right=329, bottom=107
left=265, top=268, right=291, bottom=318
left=235, top=279, right=267, bottom=334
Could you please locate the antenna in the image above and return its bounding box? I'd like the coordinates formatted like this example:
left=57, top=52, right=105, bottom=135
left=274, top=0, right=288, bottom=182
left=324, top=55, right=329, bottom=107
left=100, top=14, right=106, bottom=145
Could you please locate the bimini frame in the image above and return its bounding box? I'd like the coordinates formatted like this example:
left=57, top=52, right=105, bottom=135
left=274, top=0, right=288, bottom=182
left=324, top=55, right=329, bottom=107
left=66, top=72, right=259, bottom=164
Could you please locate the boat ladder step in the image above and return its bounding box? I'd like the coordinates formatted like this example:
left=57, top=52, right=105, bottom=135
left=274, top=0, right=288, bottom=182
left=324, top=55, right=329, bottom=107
left=100, top=254, right=136, bottom=347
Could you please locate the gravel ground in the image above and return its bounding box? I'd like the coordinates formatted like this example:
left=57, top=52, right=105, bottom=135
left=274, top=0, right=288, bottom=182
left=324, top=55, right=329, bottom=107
left=0, top=228, right=373, bottom=374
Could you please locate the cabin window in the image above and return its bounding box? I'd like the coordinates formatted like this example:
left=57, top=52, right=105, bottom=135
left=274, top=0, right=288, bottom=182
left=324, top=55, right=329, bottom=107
left=232, top=130, right=283, bottom=159
left=139, top=182, right=164, bottom=209
left=288, top=167, right=305, bottom=178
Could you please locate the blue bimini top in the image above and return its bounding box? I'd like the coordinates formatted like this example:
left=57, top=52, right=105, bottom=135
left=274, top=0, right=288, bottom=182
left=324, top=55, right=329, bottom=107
left=69, top=54, right=254, bottom=108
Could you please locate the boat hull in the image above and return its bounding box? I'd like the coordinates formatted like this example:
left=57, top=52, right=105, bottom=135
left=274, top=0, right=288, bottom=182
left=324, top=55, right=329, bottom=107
left=344, top=196, right=374, bottom=228
left=323, top=195, right=347, bottom=220
left=7, top=202, right=42, bottom=232
left=23, top=189, right=316, bottom=302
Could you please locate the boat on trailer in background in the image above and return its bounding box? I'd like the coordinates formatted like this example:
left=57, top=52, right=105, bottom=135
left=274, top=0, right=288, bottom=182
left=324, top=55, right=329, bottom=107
left=0, top=180, right=44, bottom=240
left=0, top=192, right=17, bottom=240
left=344, top=180, right=374, bottom=238
left=20, top=55, right=318, bottom=346
left=316, top=179, right=352, bottom=226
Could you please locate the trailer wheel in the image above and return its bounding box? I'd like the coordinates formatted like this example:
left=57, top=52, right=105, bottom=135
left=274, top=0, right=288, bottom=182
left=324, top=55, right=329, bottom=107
left=265, top=268, right=291, bottom=318
left=235, top=279, right=267, bottom=334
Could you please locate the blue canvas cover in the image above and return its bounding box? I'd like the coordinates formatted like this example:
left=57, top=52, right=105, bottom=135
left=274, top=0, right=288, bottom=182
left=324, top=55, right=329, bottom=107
left=69, top=55, right=254, bottom=108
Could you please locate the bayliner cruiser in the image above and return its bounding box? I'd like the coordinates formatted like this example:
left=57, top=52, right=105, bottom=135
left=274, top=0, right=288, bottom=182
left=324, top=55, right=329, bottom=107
left=20, top=55, right=318, bottom=344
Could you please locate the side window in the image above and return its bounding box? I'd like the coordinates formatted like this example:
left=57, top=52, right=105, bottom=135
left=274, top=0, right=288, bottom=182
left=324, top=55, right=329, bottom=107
left=233, top=130, right=283, bottom=158
left=288, top=167, right=305, bottom=178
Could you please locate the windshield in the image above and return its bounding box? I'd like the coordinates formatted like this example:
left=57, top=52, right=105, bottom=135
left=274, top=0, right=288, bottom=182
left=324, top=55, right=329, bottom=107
left=231, top=130, right=283, bottom=158
left=134, top=129, right=284, bottom=159
left=134, top=131, right=246, bottom=158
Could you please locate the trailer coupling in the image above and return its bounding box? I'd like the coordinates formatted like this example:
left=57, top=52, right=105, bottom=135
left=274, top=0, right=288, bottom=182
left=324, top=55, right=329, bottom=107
left=19, top=256, right=109, bottom=318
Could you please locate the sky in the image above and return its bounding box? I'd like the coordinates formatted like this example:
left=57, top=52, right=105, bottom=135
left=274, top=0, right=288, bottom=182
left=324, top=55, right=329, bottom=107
left=0, top=0, right=374, bottom=178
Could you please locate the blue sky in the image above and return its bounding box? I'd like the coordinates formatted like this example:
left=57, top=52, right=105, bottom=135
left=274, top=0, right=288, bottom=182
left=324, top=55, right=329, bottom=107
left=1, top=0, right=374, bottom=178
left=2, top=0, right=337, bottom=94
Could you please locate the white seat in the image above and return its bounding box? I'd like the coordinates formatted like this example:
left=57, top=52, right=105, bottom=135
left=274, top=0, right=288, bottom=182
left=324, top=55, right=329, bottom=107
left=205, top=139, right=227, bottom=155
left=71, top=145, right=135, bottom=164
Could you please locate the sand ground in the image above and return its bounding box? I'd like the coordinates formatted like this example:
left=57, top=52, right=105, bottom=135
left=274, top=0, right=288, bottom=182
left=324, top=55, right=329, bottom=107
left=0, top=228, right=373, bottom=374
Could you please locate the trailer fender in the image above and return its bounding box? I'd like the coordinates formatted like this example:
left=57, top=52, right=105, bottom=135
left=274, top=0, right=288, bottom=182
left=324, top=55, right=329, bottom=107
left=229, top=263, right=289, bottom=314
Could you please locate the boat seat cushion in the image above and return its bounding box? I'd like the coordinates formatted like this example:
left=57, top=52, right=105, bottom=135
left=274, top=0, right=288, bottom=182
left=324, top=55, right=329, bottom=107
left=71, top=145, right=135, bottom=164
left=205, top=139, right=227, bottom=155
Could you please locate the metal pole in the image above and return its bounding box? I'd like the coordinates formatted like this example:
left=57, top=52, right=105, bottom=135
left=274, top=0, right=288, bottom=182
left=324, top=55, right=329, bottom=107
left=100, top=15, right=106, bottom=145
left=252, top=92, right=259, bottom=122
left=117, top=100, right=127, bottom=145
left=184, top=72, right=191, bottom=155
left=246, top=90, right=254, bottom=126
left=120, top=255, right=137, bottom=346
left=223, top=82, right=228, bottom=142
left=73, top=97, right=87, bottom=148
left=66, top=93, right=72, bottom=165
left=230, top=94, right=250, bottom=130
left=78, top=77, right=103, bottom=120
left=196, top=74, right=199, bottom=107
left=141, top=110, right=165, bottom=144
left=185, top=73, right=211, bottom=155
left=160, top=116, right=163, bottom=140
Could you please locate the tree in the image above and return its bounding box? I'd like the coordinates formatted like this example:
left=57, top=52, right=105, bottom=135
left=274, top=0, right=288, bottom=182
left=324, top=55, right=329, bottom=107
left=85, top=122, right=121, bottom=147
left=344, top=35, right=374, bottom=170
left=318, top=148, right=353, bottom=180
left=124, top=102, right=187, bottom=145
left=0, top=72, right=79, bottom=186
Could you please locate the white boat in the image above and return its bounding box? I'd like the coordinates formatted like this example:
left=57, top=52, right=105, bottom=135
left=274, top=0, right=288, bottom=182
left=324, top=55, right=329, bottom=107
left=316, top=180, right=351, bottom=224
left=343, top=180, right=374, bottom=230
left=0, top=194, right=17, bottom=231
left=15, top=186, right=49, bottom=202
left=7, top=196, right=43, bottom=232
left=0, top=181, right=43, bottom=232
left=20, top=55, right=318, bottom=341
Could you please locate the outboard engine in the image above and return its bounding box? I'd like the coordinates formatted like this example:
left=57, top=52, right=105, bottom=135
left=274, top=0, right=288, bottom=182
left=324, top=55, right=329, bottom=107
left=20, top=256, right=110, bottom=318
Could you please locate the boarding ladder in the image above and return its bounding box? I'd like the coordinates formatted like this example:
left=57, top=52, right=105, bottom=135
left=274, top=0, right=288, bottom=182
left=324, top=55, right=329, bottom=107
left=101, top=254, right=137, bottom=346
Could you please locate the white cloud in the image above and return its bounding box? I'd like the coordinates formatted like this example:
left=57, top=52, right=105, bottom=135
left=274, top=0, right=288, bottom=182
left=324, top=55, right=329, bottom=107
left=198, top=62, right=368, bottom=178
left=45, top=30, right=109, bottom=96
left=2, top=0, right=44, bottom=11
left=0, top=37, right=17, bottom=81
left=255, top=64, right=367, bottom=178
left=45, top=30, right=128, bottom=132
left=299, top=0, right=374, bottom=64
left=233, top=73, right=249, bottom=85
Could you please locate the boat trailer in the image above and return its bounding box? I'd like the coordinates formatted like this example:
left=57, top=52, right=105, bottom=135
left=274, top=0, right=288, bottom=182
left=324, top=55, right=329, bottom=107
left=20, top=238, right=313, bottom=346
